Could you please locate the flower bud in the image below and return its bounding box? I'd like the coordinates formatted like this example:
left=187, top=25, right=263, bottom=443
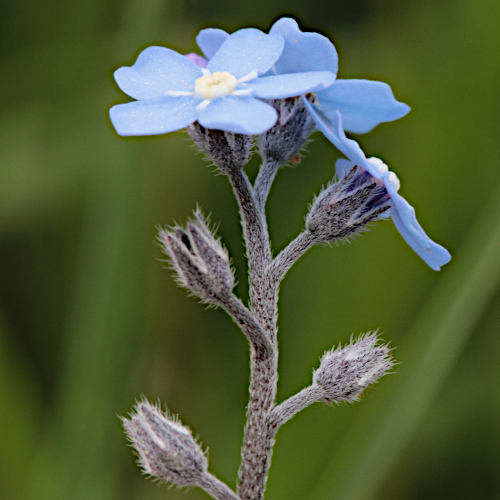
left=306, top=164, right=392, bottom=243
left=159, top=210, right=235, bottom=305
left=313, top=332, right=395, bottom=403
left=187, top=122, right=252, bottom=173
left=122, top=401, right=208, bottom=486
left=258, top=95, right=314, bottom=166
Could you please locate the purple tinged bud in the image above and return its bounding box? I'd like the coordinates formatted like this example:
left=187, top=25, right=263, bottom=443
left=122, top=400, right=208, bottom=486
left=313, top=332, right=395, bottom=403
left=306, top=164, right=391, bottom=243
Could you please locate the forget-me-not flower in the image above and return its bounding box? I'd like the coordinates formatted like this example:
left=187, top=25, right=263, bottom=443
left=196, top=18, right=410, bottom=134
left=304, top=101, right=451, bottom=270
left=110, top=29, right=336, bottom=136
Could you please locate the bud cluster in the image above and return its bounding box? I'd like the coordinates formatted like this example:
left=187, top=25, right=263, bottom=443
left=159, top=210, right=235, bottom=305
left=306, top=164, right=392, bottom=243
left=313, top=332, right=395, bottom=404
left=187, top=122, right=253, bottom=174
left=122, top=400, right=208, bottom=486
left=258, top=96, right=314, bottom=166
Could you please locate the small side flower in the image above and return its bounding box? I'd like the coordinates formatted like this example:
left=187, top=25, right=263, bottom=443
left=313, top=332, right=395, bottom=404
left=303, top=103, right=451, bottom=271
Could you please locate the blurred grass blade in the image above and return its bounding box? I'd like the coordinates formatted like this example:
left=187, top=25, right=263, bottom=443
left=0, top=306, right=40, bottom=500
left=308, top=182, right=500, bottom=500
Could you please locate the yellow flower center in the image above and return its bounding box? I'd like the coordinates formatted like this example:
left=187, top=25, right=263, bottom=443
left=194, top=72, right=238, bottom=100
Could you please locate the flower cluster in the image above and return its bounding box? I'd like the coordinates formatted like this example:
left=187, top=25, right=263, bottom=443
left=111, top=17, right=452, bottom=500
left=110, top=17, right=449, bottom=271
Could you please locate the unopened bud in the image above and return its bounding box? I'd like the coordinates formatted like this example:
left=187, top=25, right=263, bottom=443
left=306, top=164, right=391, bottom=243
left=258, top=95, right=314, bottom=166
left=159, top=210, right=235, bottom=304
left=187, top=122, right=252, bottom=173
left=313, top=332, right=395, bottom=403
left=122, top=400, right=208, bottom=486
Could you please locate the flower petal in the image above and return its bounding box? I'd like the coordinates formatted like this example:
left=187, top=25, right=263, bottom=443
left=245, top=71, right=335, bottom=99
left=196, top=28, right=229, bottom=59
left=109, top=96, right=199, bottom=136
left=303, top=102, right=376, bottom=174
left=316, top=79, right=410, bottom=134
left=197, top=96, right=277, bottom=134
left=114, top=46, right=202, bottom=100
left=269, top=17, right=338, bottom=75
left=208, top=28, right=284, bottom=79
left=386, top=184, right=451, bottom=271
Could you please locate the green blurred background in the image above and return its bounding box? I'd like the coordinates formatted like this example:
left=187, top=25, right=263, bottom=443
left=1, top=0, right=500, bottom=499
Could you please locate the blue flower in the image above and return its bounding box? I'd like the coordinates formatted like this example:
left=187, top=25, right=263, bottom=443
left=304, top=102, right=451, bottom=271
left=110, top=28, right=336, bottom=136
left=197, top=18, right=410, bottom=134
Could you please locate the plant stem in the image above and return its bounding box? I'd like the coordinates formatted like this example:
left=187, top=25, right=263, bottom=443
left=227, top=168, right=278, bottom=500
left=199, top=473, right=241, bottom=500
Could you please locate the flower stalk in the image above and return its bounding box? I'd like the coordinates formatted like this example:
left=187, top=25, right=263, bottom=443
left=112, top=15, right=451, bottom=500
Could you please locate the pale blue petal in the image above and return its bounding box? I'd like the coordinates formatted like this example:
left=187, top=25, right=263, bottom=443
left=114, top=46, right=202, bottom=100
left=208, top=29, right=284, bottom=79
left=197, top=96, right=277, bottom=134
left=245, top=71, right=335, bottom=98
left=196, top=28, right=229, bottom=59
left=335, top=158, right=354, bottom=180
left=304, top=102, right=373, bottom=172
left=387, top=185, right=451, bottom=271
left=109, top=96, right=199, bottom=136
left=269, top=18, right=338, bottom=76
left=316, top=79, right=410, bottom=134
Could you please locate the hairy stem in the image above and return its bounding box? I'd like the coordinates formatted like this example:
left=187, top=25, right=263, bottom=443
left=269, top=385, right=322, bottom=430
left=268, top=230, right=315, bottom=286
left=199, top=473, right=241, bottom=500
left=227, top=168, right=278, bottom=500
left=254, top=159, right=280, bottom=212
left=222, top=295, right=274, bottom=360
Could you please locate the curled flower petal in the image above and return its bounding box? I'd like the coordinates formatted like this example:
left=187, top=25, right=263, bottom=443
left=208, top=28, right=284, bottom=79
left=196, top=28, right=229, bottom=59
left=269, top=17, right=338, bottom=75
left=114, top=46, right=202, bottom=100
left=303, top=97, right=368, bottom=168
left=305, top=103, right=451, bottom=270
left=316, top=79, right=411, bottom=134
left=385, top=181, right=451, bottom=271
left=110, top=96, right=199, bottom=136
left=245, top=71, right=335, bottom=99
left=197, top=95, right=277, bottom=134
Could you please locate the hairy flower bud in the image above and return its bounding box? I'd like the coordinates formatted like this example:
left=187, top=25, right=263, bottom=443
left=122, top=401, right=208, bottom=486
left=313, top=332, right=395, bottom=403
left=306, top=164, right=392, bottom=242
left=187, top=122, right=252, bottom=173
left=258, top=95, right=314, bottom=166
left=159, top=210, right=235, bottom=305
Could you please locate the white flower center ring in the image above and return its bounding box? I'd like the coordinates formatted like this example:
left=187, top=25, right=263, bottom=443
left=194, top=72, right=239, bottom=99
left=164, top=69, right=257, bottom=111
